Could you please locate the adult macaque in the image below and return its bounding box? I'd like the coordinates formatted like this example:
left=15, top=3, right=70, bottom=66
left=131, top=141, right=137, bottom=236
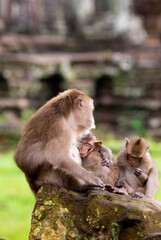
left=79, top=133, right=127, bottom=195
left=14, top=89, right=104, bottom=194
left=116, top=137, right=159, bottom=199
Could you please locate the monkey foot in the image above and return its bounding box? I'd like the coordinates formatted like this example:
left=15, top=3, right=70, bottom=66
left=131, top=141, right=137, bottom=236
left=89, top=185, right=104, bottom=191
left=131, top=192, right=144, bottom=198
left=113, top=187, right=128, bottom=196
left=115, top=181, right=126, bottom=189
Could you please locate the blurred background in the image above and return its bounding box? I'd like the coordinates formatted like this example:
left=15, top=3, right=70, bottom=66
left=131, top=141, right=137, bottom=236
left=0, top=0, right=161, bottom=239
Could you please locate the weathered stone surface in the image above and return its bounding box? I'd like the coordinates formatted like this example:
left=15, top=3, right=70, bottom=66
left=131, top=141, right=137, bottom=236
left=1, top=1, right=161, bottom=139
left=134, top=0, right=161, bottom=36
left=29, top=185, right=161, bottom=240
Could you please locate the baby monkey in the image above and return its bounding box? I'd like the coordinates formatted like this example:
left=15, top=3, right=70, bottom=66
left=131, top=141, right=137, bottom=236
left=116, top=137, right=159, bottom=199
left=79, top=133, right=127, bottom=195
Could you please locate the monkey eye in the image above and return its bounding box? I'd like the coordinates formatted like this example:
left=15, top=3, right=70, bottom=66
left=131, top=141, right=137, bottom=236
left=84, top=143, right=91, bottom=147
left=138, top=158, right=143, bottom=162
left=127, top=153, right=143, bottom=162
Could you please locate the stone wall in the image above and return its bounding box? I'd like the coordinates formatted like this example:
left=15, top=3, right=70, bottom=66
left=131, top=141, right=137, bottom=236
left=134, top=0, right=161, bottom=37
left=0, top=37, right=161, bottom=138
left=0, top=0, right=161, bottom=138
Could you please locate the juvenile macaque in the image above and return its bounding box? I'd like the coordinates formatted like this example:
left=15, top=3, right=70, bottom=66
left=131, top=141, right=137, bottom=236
left=79, top=133, right=114, bottom=168
left=79, top=133, right=127, bottom=195
left=14, top=89, right=104, bottom=194
left=116, top=137, right=159, bottom=199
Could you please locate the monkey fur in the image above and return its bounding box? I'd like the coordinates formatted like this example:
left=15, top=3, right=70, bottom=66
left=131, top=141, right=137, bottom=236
left=14, top=89, right=104, bottom=194
left=116, top=137, right=159, bottom=199
left=79, top=133, right=128, bottom=195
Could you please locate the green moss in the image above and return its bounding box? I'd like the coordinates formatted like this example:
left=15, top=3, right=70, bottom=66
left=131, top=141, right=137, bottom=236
left=67, top=231, right=80, bottom=239
left=43, top=200, right=55, bottom=206
left=137, top=231, right=144, bottom=237
left=35, top=209, right=42, bottom=220
left=114, top=207, right=118, bottom=212
left=95, top=225, right=101, bottom=230
left=38, top=186, right=43, bottom=193
left=34, top=206, right=46, bottom=220
left=33, top=227, right=41, bottom=236
left=40, top=206, right=45, bottom=211
left=96, top=208, right=100, bottom=217
left=60, top=207, right=69, bottom=213
left=71, top=232, right=76, bottom=237
left=55, top=206, right=75, bottom=229
left=63, top=229, right=67, bottom=237
left=111, top=223, right=121, bottom=240
left=129, top=209, right=142, bottom=218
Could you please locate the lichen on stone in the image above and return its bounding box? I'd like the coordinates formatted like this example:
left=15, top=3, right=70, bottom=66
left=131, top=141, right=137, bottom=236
left=43, top=200, right=55, bottom=206
left=111, top=222, right=121, bottom=240
left=29, top=186, right=161, bottom=240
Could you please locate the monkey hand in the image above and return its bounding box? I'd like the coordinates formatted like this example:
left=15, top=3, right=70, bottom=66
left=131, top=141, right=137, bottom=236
left=134, top=168, right=142, bottom=177
left=131, top=192, right=144, bottom=198
left=115, top=181, right=126, bottom=189
left=89, top=180, right=105, bottom=190
left=88, top=176, right=104, bottom=190
left=101, top=157, right=113, bottom=168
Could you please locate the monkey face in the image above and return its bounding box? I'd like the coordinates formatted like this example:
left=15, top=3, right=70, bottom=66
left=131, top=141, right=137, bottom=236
left=127, top=153, right=143, bottom=167
left=75, top=97, right=95, bottom=130
left=79, top=142, right=94, bottom=158
left=84, top=99, right=95, bottom=129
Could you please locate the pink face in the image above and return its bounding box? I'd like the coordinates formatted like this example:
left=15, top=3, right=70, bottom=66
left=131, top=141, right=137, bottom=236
left=127, top=153, right=143, bottom=167
left=79, top=142, right=93, bottom=158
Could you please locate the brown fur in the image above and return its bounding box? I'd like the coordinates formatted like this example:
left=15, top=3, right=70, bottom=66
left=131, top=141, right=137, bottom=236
left=79, top=134, right=119, bottom=186
left=127, top=137, right=148, bottom=157
left=14, top=89, right=104, bottom=194
left=82, top=150, right=119, bottom=186
left=116, top=137, right=159, bottom=199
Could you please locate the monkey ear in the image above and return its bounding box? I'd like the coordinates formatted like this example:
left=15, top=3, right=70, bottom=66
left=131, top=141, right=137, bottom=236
left=77, top=98, right=84, bottom=109
left=125, top=138, right=130, bottom=147
left=94, top=142, right=102, bottom=147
